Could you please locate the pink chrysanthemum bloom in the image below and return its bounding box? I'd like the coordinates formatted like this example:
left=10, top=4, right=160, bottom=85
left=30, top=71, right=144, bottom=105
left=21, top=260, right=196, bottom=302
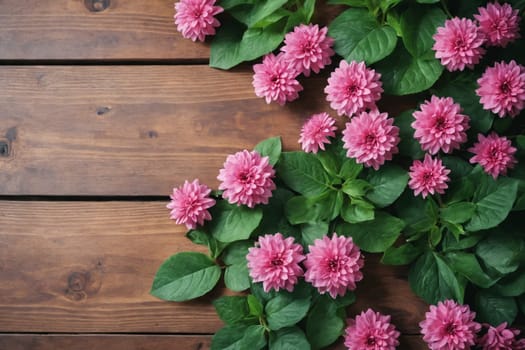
left=420, top=300, right=481, bottom=350
left=324, top=60, right=383, bottom=117
left=476, top=60, right=525, bottom=118
left=433, top=17, right=486, bottom=71
left=474, top=2, right=521, bottom=48
left=344, top=309, right=400, bottom=350
left=281, top=24, right=335, bottom=77
left=304, top=233, right=364, bottom=299
left=246, top=233, right=305, bottom=292
left=298, top=112, right=337, bottom=153
left=342, top=110, right=400, bottom=170
left=174, top=0, right=223, bottom=42
left=217, top=150, right=276, bottom=208
left=412, top=96, right=470, bottom=155
left=167, top=179, right=216, bottom=230
left=477, top=322, right=525, bottom=350
left=469, top=132, right=517, bottom=179
left=252, top=53, right=303, bottom=106
left=408, top=154, right=451, bottom=198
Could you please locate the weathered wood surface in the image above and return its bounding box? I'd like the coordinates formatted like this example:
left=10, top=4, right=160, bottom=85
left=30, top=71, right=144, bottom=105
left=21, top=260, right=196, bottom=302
left=0, top=0, right=208, bottom=61
left=0, top=201, right=427, bottom=335
left=0, top=66, right=414, bottom=196
left=0, top=334, right=427, bottom=349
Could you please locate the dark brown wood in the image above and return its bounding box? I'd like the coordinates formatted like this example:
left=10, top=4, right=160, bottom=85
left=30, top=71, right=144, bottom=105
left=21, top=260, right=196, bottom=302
left=0, top=334, right=427, bottom=349
left=0, top=66, right=415, bottom=196
left=0, top=201, right=427, bottom=334
left=0, top=0, right=209, bottom=60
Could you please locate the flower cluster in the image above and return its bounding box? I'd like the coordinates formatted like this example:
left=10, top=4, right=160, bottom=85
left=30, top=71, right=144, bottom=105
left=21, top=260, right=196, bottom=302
left=253, top=24, right=335, bottom=105
left=165, top=1, right=525, bottom=349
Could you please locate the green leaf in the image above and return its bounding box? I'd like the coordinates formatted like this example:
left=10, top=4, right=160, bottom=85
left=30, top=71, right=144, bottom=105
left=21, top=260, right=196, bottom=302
left=329, top=8, right=398, bottom=64
left=400, top=5, right=446, bottom=57
left=285, top=192, right=338, bottom=225
left=270, top=327, right=311, bottom=350
left=440, top=202, right=476, bottom=224
left=340, top=157, right=363, bottom=180
left=442, top=233, right=485, bottom=252
left=475, top=291, right=518, bottom=326
left=225, top=263, right=251, bottom=292
left=445, top=252, right=498, bottom=288
left=230, top=0, right=288, bottom=28
left=409, top=252, right=465, bottom=304
left=210, top=201, right=263, bottom=243
left=219, top=0, right=253, bottom=10
left=434, top=72, right=494, bottom=133
left=338, top=211, right=405, bottom=252
left=365, top=164, right=409, bottom=208
left=266, top=292, right=311, bottom=331
left=476, top=232, right=525, bottom=275
left=254, top=136, right=282, bottom=166
left=247, top=294, right=264, bottom=317
left=518, top=295, right=525, bottom=315
left=301, top=221, right=329, bottom=247
left=393, top=109, right=425, bottom=159
left=151, top=252, right=221, bottom=301
left=466, top=176, right=519, bottom=232
left=340, top=198, right=375, bottom=223
left=342, top=179, right=372, bottom=198
left=211, top=325, right=267, bottom=350
left=238, top=19, right=287, bottom=62
left=376, top=43, right=443, bottom=95
left=395, top=191, right=436, bottom=234
left=210, top=21, right=246, bottom=70
left=416, top=0, right=439, bottom=3
left=382, top=243, right=424, bottom=265
left=213, top=296, right=256, bottom=326
left=277, top=152, right=332, bottom=196
left=222, top=240, right=251, bottom=265
left=306, top=297, right=344, bottom=349
left=492, top=271, right=525, bottom=297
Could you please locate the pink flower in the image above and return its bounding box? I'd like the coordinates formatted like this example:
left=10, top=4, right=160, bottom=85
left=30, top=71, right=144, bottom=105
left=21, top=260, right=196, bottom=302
left=408, top=154, right=450, bottom=198
left=246, top=233, right=305, bottom=292
left=433, top=17, right=486, bottom=71
left=344, top=309, right=400, bottom=350
left=342, top=110, right=400, bottom=170
left=304, top=233, right=364, bottom=299
left=420, top=300, right=481, bottom=350
left=174, top=0, right=223, bottom=42
left=252, top=53, right=303, bottom=106
left=412, top=96, right=470, bottom=155
left=281, top=24, right=335, bottom=77
left=298, top=112, right=337, bottom=153
left=469, top=132, right=517, bottom=179
left=477, top=322, right=525, bottom=350
left=324, top=60, right=383, bottom=117
left=476, top=60, right=525, bottom=118
left=474, top=2, right=521, bottom=48
left=167, top=179, right=216, bottom=230
left=217, top=150, right=276, bottom=208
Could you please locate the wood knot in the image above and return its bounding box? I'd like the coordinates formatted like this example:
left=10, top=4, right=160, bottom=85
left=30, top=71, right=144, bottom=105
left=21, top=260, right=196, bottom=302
left=0, top=142, right=9, bottom=157
left=96, top=106, right=111, bottom=116
left=84, top=0, right=110, bottom=12
left=68, top=271, right=88, bottom=292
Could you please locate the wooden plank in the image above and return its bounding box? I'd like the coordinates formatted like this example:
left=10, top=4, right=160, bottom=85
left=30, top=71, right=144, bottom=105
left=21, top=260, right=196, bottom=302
left=0, top=201, right=427, bottom=334
left=0, top=0, right=344, bottom=61
left=0, top=65, right=414, bottom=196
left=0, top=334, right=427, bottom=349
left=0, top=0, right=209, bottom=60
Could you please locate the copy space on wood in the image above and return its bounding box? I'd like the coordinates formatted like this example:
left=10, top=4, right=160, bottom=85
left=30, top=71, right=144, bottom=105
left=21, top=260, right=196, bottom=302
left=0, top=201, right=427, bottom=334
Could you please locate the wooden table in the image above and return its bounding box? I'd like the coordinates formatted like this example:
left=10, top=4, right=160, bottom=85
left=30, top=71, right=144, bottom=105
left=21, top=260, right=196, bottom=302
left=0, top=1, right=428, bottom=348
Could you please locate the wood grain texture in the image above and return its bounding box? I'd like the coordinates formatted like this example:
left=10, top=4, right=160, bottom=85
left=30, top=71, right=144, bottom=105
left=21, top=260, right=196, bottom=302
left=0, top=201, right=427, bottom=334
left=0, top=65, right=415, bottom=196
left=0, top=0, right=209, bottom=60
left=0, top=334, right=427, bottom=349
